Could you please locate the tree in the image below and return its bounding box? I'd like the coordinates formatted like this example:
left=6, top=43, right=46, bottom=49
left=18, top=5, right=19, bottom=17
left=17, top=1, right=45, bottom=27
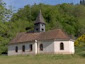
left=0, top=0, right=11, bottom=54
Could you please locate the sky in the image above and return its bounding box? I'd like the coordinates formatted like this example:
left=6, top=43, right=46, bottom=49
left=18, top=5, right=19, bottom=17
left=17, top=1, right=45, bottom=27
left=3, top=0, right=80, bottom=10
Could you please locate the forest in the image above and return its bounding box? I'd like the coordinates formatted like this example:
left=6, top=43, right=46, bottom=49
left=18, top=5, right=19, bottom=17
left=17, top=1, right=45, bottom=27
left=0, top=0, right=85, bottom=54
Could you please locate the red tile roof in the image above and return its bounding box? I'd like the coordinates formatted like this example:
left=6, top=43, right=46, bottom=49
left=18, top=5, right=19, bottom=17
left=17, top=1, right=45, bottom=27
left=10, top=29, right=70, bottom=44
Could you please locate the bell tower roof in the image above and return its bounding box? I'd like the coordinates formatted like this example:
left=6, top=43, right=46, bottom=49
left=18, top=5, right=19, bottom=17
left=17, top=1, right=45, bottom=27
left=35, top=10, right=45, bottom=24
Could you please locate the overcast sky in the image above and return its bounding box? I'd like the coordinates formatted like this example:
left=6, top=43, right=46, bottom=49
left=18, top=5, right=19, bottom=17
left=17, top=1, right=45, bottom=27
left=3, top=0, right=80, bottom=10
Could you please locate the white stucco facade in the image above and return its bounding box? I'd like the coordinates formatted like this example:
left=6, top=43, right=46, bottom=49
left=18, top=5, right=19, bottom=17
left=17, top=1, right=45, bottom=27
left=8, top=40, right=75, bottom=56
left=8, top=42, right=35, bottom=55
left=54, top=40, right=75, bottom=54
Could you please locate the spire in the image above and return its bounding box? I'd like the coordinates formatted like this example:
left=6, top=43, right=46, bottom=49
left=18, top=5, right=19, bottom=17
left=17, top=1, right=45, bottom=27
left=35, top=10, right=45, bottom=24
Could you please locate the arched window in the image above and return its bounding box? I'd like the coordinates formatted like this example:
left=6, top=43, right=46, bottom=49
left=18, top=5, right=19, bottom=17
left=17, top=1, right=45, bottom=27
left=29, top=44, right=32, bottom=51
left=42, top=28, right=44, bottom=31
left=15, top=46, right=18, bottom=53
left=22, top=45, right=25, bottom=52
left=60, top=42, right=64, bottom=50
left=40, top=44, right=43, bottom=51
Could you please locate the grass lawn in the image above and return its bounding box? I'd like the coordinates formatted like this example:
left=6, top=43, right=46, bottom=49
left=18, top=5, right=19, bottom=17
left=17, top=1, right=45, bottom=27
left=0, top=54, right=85, bottom=64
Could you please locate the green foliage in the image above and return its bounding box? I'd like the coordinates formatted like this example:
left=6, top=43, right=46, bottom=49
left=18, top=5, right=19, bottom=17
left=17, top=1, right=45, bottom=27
left=75, top=34, right=85, bottom=47
left=0, top=3, right=85, bottom=54
left=10, top=3, right=81, bottom=36
left=0, top=0, right=13, bottom=54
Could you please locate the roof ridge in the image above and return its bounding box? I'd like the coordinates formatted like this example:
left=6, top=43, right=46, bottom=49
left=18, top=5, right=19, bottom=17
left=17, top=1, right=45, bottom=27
left=10, top=29, right=71, bottom=44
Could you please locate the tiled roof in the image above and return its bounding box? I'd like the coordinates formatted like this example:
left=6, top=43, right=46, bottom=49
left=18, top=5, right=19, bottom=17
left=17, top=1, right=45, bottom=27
left=10, top=29, right=70, bottom=44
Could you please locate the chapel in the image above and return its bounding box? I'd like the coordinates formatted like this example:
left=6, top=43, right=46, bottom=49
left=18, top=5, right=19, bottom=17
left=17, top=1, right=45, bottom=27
left=8, top=10, right=75, bottom=55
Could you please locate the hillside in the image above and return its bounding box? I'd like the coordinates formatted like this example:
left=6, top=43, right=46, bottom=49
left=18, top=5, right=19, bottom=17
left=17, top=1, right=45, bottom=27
left=10, top=3, right=85, bottom=37
left=0, top=0, right=85, bottom=54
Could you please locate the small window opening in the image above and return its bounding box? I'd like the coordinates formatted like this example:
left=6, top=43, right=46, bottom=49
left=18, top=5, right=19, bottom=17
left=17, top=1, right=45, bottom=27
left=22, top=45, right=25, bottom=52
left=42, top=28, right=44, bottom=31
left=60, top=42, right=64, bottom=50
left=36, top=28, right=39, bottom=31
left=15, top=46, right=18, bottom=53
left=40, top=44, right=43, bottom=51
left=29, top=44, right=32, bottom=51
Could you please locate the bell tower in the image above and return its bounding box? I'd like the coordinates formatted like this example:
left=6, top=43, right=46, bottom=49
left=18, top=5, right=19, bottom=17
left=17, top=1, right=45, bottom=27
left=34, top=10, right=45, bottom=32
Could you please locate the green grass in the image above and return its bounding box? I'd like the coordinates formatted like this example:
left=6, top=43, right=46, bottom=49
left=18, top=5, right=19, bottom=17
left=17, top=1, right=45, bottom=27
left=0, top=54, right=85, bottom=64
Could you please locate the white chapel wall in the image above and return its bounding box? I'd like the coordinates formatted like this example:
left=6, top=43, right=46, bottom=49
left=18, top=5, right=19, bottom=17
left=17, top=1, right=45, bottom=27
left=54, top=40, right=75, bottom=54
left=37, top=40, right=55, bottom=54
left=8, top=42, right=35, bottom=56
left=8, top=40, right=75, bottom=55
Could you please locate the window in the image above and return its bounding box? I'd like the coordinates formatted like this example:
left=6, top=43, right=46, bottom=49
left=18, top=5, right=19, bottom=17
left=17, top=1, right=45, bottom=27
left=29, top=44, right=32, bottom=51
left=22, top=45, right=25, bottom=52
left=40, top=44, right=43, bottom=51
left=15, top=46, right=18, bottom=53
left=60, top=42, right=64, bottom=50
left=36, top=28, right=39, bottom=31
left=42, top=28, right=44, bottom=31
